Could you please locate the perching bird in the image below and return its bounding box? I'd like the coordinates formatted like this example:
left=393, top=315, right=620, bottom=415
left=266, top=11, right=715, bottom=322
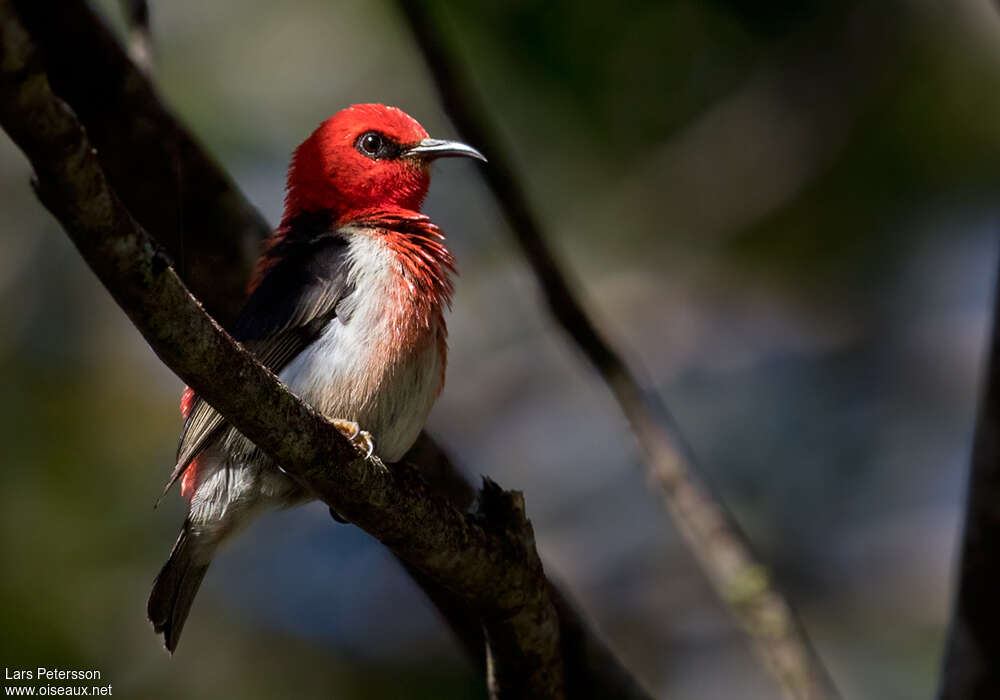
left=148, top=104, right=484, bottom=652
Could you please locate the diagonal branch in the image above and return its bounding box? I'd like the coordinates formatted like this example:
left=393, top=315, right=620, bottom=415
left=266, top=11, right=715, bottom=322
left=0, top=4, right=564, bottom=697
left=938, top=254, right=1000, bottom=699
left=395, top=2, right=840, bottom=699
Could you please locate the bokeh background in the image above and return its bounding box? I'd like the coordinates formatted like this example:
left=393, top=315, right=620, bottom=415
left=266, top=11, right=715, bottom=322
left=2, top=0, right=999, bottom=698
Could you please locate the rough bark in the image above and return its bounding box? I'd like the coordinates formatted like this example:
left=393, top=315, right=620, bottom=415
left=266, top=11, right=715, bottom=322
left=400, top=435, right=651, bottom=699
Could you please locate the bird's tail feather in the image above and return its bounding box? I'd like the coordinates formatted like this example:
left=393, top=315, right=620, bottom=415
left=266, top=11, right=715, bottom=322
left=148, top=523, right=211, bottom=653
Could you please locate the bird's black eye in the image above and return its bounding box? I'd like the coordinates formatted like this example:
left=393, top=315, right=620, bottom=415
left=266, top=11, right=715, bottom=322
left=357, top=131, right=385, bottom=159
left=355, top=131, right=403, bottom=160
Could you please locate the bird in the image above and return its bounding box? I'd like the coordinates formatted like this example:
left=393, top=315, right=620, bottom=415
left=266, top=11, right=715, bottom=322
left=147, top=103, right=485, bottom=652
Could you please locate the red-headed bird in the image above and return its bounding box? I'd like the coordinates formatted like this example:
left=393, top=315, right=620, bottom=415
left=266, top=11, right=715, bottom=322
left=148, top=104, right=484, bottom=652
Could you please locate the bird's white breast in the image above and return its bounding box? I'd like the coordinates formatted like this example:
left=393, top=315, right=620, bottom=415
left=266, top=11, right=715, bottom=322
left=277, top=233, right=444, bottom=462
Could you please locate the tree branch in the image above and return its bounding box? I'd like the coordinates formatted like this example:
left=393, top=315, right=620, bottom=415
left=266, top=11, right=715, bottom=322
left=395, top=2, right=840, bottom=699
left=938, top=254, right=1000, bottom=699
left=0, top=4, right=565, bottom=697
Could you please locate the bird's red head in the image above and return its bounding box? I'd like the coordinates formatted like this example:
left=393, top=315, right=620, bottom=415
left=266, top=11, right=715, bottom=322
left=282, top=104, right=484, bottom=224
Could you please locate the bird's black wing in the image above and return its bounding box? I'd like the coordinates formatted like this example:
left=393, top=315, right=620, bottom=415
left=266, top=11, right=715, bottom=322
left=161, top=231, right=353, bottom=496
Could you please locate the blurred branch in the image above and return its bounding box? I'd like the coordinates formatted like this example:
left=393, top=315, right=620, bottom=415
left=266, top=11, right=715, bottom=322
left=938, top=254, right=1000, bottom=699
left=395, top=2, right=840, bottom=699
left=0, top=3, right=650, bottom=698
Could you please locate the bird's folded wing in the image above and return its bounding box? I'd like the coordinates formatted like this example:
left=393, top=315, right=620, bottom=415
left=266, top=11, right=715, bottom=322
left=161, top=232, right=353, bottom=496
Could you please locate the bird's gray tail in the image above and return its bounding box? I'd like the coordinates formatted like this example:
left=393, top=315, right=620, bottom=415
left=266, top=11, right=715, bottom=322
left=148, top=522, right=211, bottom=653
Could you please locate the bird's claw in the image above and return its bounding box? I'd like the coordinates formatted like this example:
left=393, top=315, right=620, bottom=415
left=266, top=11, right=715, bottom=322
left=332, top=419, right=384, bottom=469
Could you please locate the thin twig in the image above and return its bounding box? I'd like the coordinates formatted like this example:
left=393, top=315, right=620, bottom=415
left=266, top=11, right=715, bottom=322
left=395, top=2, right=840, bottom=698
left=938, top=254, right=1000, bottom=699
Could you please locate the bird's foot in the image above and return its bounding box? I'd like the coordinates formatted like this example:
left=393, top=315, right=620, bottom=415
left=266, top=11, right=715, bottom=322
left=331, top=419, right=386, bottom=470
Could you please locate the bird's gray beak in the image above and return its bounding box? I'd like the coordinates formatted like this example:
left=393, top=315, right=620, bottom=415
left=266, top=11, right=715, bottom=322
left=405, top=138, right=487, bottom=163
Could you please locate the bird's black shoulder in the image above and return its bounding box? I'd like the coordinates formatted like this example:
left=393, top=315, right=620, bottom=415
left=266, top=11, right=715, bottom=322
left=234, top=222, right=353, bottom=346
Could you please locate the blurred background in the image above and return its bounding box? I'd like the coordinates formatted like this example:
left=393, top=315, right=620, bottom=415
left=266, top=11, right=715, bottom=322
left=1, top=0, right=998, bottom=697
